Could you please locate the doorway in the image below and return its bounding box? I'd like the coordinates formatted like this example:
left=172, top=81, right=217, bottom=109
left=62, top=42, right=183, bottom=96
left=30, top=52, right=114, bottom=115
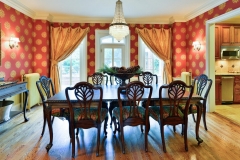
left=206, top=8, right=240, bottom=124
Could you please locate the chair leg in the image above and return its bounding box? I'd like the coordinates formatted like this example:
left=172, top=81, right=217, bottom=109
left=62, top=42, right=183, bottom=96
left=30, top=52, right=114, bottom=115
left=173, top=125, right=176, bottom=132
left=120, top=124, right=125, bottom=154
left=51, top=116, right=55, bottom=124
left=41, top=109, right=46, bottom=136
left=181, top=124, right=184, bottom=136
left=113, top=117, right=117, bottom=134
left=145, top=120, right=149, bottom=152
left=202, top=104, right=208, bottom=131
left=141, top=125, right=144, bottom=133
left=76, top=128, right=79, bottom=136
left=108, top=104, right=115, bottom=126
left=71, top=127, right=75, bottom=158
left=192, top=113, right=196, bottom=122
left=184, top=123, right=188, bottom=151
left=104, top=116, right=108, bottom=136
left=160, top=124, right=166, bottom=153
left=96, top=124, right=101, bottom=157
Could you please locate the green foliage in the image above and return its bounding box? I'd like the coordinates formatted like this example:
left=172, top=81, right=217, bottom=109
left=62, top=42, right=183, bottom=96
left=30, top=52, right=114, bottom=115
left=98, top=65, right=143, bottom=74
left=98, top=65, right=118, bottom=74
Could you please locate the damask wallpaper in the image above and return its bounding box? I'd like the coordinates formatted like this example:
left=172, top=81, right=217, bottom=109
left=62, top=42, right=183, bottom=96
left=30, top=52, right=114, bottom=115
left=0, top=0, right=240, bottom=81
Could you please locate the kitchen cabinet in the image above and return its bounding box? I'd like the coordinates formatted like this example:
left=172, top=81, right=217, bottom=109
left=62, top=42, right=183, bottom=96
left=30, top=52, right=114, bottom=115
left=215, top=25, right=221, bottom=59
left=221, top=25, right=240, bottom=45
left=215, top=76, right=222, bottom=105
left=234, top=76, right=240, bottom=103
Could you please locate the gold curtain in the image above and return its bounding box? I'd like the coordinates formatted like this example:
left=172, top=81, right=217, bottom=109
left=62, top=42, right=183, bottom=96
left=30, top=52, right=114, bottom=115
left=135, top=28, right=172, bottom=83
left=50, top=26, right=90, bottom=92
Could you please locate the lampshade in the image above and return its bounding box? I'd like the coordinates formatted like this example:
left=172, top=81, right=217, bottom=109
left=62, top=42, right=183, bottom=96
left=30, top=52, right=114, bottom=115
left=192, top=41, right=201, bottom=51
left=109, top=0, right=129, bottom=42
left=9, top=37, right=20, bottom=49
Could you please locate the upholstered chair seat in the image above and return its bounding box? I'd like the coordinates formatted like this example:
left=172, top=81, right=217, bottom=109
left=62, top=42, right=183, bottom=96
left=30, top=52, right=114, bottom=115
left=113, top=106, right=146, bottom=121
left=149, top=106, right=184, bottom=120
left=73, top=108, right=108, bottom=122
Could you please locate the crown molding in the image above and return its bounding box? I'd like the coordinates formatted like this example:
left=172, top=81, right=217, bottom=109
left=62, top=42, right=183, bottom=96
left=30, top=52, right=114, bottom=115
left=185, top=0, right=228, bottom=21
left=1, top=0, right=35, bottom=18
left=119, top=17, right=171, bottom=24
left=35, top=14, right=53, bottom=22
left=50, top=16, right=172, bottom=24
left=2, top=0, right=226, bottom=24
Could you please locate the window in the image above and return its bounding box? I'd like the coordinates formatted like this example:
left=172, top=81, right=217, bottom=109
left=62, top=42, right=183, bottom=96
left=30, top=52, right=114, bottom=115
left=58, top=36, right=87, bottom=90
left=101, top=44, right=124, bottom=67
left=138, top=37, right=164, bottom=84
left=95, top=30, right=130, bottom=71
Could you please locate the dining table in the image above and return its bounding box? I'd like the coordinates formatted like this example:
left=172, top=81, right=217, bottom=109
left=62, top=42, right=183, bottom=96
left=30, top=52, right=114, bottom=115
left=44, top=84, right=204, bottom=151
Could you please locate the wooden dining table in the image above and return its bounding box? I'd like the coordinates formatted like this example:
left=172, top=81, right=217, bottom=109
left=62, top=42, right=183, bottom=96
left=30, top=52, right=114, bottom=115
left=44, top=84, right=204, bottom=151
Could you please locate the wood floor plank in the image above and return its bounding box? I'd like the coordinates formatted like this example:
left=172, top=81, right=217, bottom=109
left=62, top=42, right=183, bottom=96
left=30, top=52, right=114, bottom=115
left=1, top=105, right=240, bottom=160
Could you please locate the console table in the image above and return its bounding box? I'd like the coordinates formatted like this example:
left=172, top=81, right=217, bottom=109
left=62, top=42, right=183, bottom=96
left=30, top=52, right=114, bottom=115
left=0, top=82, right=29, bottom=123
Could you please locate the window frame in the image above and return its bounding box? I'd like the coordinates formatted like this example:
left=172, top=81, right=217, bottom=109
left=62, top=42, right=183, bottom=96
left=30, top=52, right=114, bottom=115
left=95, top=30, right=130, bottom=71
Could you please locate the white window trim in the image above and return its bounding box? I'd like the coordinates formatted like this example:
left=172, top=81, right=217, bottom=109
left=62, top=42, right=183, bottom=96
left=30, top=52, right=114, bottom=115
left=138, top=36, right=145, bottom=69
left=95, top=30, right=130, bottom=71
left=80, top=36, right=87, bottom=81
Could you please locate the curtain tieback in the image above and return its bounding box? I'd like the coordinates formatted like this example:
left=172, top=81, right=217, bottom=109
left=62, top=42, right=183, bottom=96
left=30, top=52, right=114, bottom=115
left=51, top=60, right=58, bottom=66
left=165, top=60, right=170, bottom=64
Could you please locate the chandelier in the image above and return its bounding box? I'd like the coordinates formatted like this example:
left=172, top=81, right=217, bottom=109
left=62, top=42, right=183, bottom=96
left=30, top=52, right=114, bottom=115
left=109, top=0, right=129, bottom=42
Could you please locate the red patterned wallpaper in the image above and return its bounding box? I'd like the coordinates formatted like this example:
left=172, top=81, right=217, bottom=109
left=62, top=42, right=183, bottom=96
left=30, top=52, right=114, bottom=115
left=0, top=3, right=34, bottom=80
left=0, top=3, right=49, bottom=80
left=172, top=22, right=187, bottom=77
left=1, top=1, right=240, bottom=80
left=32, top=20, right=50, bottom=77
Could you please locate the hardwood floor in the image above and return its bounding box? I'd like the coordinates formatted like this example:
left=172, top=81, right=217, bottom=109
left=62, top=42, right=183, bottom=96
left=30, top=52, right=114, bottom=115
left=215, top=104, right=240, bottom=125
left=1, top=105, right=240, bottom=160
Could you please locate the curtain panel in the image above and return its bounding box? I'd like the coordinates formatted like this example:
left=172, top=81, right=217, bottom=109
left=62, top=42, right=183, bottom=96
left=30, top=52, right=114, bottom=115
left=50, top=26, right=89, bottom=92
left=135, top=28, right=172, bottom=84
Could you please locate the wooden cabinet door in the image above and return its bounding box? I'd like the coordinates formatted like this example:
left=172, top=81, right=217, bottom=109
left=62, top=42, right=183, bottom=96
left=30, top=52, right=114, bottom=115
left=221, top=26, right=231, bottom=45
left=234, top=76, right=240, bottom=103
left=215, top=76, right=222, bottom=105
left=221, top=25, right=240, bottom=45
left=215, top=25, right=221, bottom=59
left=233, top=26, right=240, bottom=43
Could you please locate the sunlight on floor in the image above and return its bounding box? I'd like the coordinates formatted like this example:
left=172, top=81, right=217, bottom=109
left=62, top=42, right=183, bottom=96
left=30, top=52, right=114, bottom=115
left=214, top=104, right=240, bottom=126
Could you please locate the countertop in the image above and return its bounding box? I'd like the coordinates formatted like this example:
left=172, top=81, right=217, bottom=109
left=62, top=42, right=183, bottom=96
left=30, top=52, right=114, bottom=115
left=215, top=73, right=240, bottom=76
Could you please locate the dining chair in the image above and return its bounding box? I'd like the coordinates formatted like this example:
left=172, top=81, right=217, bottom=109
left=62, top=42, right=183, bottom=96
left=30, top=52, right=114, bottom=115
left=112, top=81, right=153, bottom=154
left=87, top=72, right=108, bottom=85
left=138, top=71, right=158, bottom=85
left=149, top=80, right=194, bottom=152
left=86, top=72, right=109, bottom=134
left=36, top=76, right=69, bottom=136
left=65, top=82, right=108, bottom=158
left=189, top=74, right=212, bottom=131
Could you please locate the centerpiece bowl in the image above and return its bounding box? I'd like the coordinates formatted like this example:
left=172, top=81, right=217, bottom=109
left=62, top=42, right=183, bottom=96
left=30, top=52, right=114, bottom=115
left=113, top=73, right=135, bottom=86
left=99, top=65, right=142, bottom=93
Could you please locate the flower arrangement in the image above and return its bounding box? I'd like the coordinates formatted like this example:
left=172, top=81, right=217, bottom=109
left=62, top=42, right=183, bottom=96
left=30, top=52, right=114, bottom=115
left=98, top=65, right=143, bottom=74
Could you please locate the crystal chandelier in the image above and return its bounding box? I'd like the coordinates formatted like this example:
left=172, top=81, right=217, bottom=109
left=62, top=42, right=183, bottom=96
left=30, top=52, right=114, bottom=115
left=109, top=0, right=129, bottom=42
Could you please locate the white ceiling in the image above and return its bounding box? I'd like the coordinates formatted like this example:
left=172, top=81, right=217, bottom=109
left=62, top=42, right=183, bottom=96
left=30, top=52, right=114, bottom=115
left=2, top=0, right=229, bottom=24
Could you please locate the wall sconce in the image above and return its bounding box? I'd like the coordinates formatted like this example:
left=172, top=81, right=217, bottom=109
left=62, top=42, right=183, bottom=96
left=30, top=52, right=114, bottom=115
left=192, top=41, right=201, bottom=51
left=9, top=37, right=20, bottom=49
